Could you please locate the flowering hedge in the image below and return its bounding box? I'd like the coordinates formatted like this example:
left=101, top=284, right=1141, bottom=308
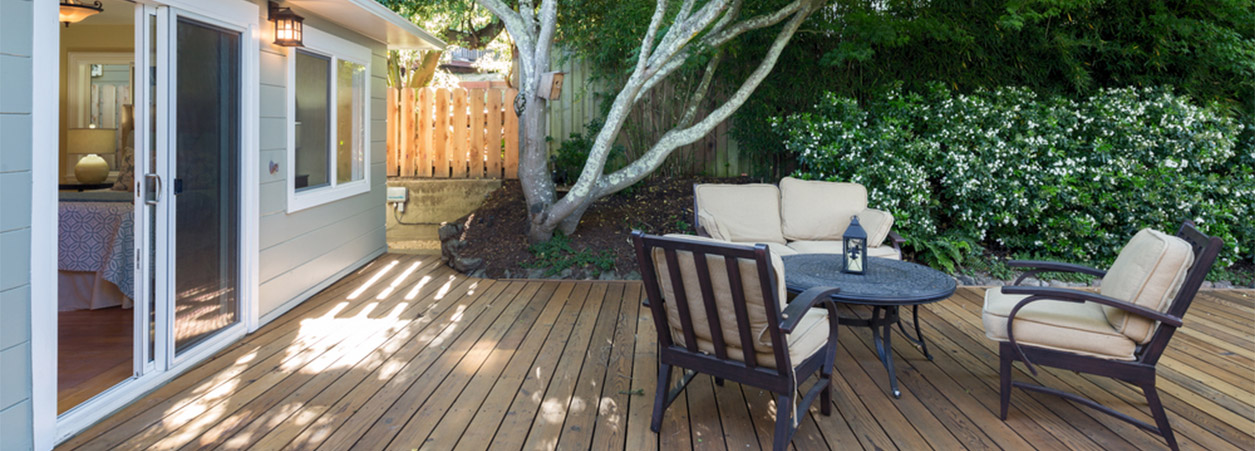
left=775, top=85, right=1252, bottom=270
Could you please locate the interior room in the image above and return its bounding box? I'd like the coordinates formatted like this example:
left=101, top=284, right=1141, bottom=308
left=56, top=0, right=136, bottom=414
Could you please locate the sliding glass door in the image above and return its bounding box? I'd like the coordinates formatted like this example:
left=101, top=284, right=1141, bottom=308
left=171, top=17, right=241, bottom=355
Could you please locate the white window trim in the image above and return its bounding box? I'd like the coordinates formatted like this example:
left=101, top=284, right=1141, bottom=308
left=286, top=25, right=372, bottom=213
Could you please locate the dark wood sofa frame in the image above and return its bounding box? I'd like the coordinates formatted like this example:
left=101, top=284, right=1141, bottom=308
left=997, top=221, right=1223, bottom=451
left=632, top=230, right=842, bottom=450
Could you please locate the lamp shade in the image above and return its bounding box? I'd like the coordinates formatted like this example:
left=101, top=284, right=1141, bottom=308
left=269, top=4, right=304, bottom=47
left=60, top=1, right=103, bottom=25
left=67, top=128, right=116, bottom=184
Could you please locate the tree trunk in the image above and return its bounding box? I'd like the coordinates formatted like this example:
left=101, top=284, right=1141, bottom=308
left=518, top=83, right=558, bottom=242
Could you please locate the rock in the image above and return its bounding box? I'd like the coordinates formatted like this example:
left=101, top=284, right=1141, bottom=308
left=1048, top=280, right=1069, bottom=288
left=469, top=269, right=487, bottom=279
left=957, top=275, right=977, bottom=286
left=446, top=239, right=466, bottom=250
left=1090, top=279, right=1102, bottom=288
left=437, top=223, right=462, bottom=242
left=503, top=269, right=512, bottom=279
left=453, top=256, right=484, bottom=273
left=526, top=268, right=545, bottom=279
left=1199, top=281, right=1213, bottom=289
left=985, top=279, right=1005, bottom=286
left=559, top=268, right=574, bottom=278
left=599, top=271, right=618, bottom=281
left=1021, top=277, right=1044, bottom=287
left=624, top=271, right=642, bottom=280
left=1215, top=280, right=1234, bottom=289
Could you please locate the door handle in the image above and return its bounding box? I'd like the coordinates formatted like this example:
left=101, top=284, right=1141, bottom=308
left=145, top=173, right=162, bottom=206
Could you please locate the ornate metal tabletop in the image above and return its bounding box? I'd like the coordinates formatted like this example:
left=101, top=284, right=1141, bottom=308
left=782, top=255, right=956, bottom=305
left=781, top=253, right=957, bottom=398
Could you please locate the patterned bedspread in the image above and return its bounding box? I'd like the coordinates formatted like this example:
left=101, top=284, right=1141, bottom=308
left=58, top=202, right=134, bottom=299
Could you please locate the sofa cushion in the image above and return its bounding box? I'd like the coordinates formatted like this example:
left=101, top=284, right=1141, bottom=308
left=651, top=234, right=788, bottom=359
left=733, top=241, right=799, bottom=257
left=1101, top=229, right=1195, bottom=344
left=785, top=240, right=900, bottom=260
left=983, top=288, right=1137, bottom=360
left=695, top=184, right=786, bottom=244
left=860, top=209, right=895, bottom=248
left=779, top=177, right=867, bottom=241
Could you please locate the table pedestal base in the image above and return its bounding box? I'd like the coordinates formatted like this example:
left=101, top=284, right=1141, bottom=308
left=838, top=305, right=932, bottom=398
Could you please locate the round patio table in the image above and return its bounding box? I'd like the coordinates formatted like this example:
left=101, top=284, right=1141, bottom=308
left=782, top=254, right=956, bottom=398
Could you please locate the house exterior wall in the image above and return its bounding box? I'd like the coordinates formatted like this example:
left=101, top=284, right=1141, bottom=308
left=251, top=4, right=389, bottom=321
left=0, top=0, right=36, bottom=448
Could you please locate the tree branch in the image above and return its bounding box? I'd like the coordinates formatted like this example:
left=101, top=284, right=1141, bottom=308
left=678, top=50, right=722, bottom=128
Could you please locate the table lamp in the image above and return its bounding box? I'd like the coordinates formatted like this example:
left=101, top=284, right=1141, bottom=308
left=67, top=128, right=116, bottom=184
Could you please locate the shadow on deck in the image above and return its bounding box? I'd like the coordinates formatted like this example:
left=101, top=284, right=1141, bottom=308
left=58, top=254, right=1255, bottom=450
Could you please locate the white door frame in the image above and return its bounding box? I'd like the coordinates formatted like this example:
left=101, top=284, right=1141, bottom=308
left=29, top=0, right=260, bottom=447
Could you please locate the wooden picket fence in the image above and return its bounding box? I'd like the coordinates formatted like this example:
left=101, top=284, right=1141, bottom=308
left=386, top=87, right=520, bottom=179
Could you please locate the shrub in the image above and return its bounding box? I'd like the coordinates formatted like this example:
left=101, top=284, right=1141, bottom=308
left=776, top=85, right=1251, bottom=273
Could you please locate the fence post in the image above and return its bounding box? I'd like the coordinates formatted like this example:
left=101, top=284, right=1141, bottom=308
left=400, top=88, right=415, bottom=177
left=418, top=88, right=433, bottom=177
left=434, top=88, right=451, bottom=178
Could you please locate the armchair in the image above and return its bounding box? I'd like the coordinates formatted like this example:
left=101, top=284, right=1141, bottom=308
left=983, top=221, right=1222, bottom=450
left=632, top=231, right=842, bottom=450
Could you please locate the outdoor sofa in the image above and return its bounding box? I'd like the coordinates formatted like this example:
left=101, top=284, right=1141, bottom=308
left=693, top=177, right=905, bottom=259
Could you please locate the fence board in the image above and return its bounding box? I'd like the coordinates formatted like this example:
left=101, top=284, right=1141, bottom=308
left=470, top=89, right=486, bottom=178
left=452, top=88, right=469, bottom=178
left=433, top=89, right=450, bottom=178
left=418, top=89, right=433, bottom=177
left=486, top=90, right=503, bottom=178
left=387, top=88, right=398, bottom=176
left=400, top=88, right=414, bottom=177
left=505, top=89, right=519, bottom=179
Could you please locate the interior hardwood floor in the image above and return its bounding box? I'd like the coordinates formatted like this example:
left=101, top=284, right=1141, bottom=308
left=58, top=306, right=133, bottom=414
left=57, top=254, right=1255, bottom=450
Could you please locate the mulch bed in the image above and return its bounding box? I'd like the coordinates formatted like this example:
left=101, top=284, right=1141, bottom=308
left=458, top=176, right=755, bottom=279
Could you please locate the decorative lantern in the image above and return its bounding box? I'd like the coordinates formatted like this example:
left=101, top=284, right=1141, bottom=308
left=269, top=2, right=304, bottom=47
left=842, top=216, right=868, bottom=274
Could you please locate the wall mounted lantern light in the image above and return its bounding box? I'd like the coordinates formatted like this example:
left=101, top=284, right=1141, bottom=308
left=59, top=1, right=103, bottom=27
left=269, top=2, right=304, bottom=47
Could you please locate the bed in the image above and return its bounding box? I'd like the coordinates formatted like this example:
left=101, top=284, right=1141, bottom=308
left=59, top=191, right=134, bottom=311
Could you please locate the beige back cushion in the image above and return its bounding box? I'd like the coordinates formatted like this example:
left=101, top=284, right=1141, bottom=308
left=859, top=208, right=895, bottom=248
left=779, top=177, right=868, bottom=241
left=1101, top=229, right=1195, bottom=344
left=651, top=235, right=787, bottom=355
left=694, top=184, right=786, bottom=244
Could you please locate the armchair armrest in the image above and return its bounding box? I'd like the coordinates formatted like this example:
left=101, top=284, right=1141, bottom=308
left=1000, top=285, right=1182, bottom=375
left=1008, top=259, right=1106, bottom=285
left=781, top=286, right=841, bottom=333
left=887, top=230, right=905, bottom=254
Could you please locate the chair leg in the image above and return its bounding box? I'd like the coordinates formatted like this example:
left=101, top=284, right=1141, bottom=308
left=772, top=394, right=794, bottom=451
left=714, top=377, right=724, bottom=386
left=999, top=348, right=1012, bottom=421
left=820, top=377, right=833, bottom=416
left=650, top=363, right=673, bottom=433
left=1143, top=382, right=1179, bottom=451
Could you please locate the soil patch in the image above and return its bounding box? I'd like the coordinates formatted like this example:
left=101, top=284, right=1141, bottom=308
left=458, top=176, right=754, bottom=279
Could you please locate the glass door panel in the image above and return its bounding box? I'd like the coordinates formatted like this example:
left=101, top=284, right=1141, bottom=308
left=172, top=17, right=241, bottom=355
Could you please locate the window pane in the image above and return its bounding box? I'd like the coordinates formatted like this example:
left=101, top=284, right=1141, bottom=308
left=336, top=60, right=365, bottom=184
left=294, top=50, right=330, bottom=191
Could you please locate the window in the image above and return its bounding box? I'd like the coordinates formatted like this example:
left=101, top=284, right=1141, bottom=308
left=287, top=26, right=370, bottom=212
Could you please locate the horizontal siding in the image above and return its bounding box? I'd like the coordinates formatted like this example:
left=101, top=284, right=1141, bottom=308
left=255, top=23, right=389, bottom=320
left=0, top=0, right=34, bottom=448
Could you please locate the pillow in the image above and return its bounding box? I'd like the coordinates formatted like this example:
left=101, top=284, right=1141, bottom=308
left=779, top=177, right=867, bottom=241
left=694, top=184, right=786, bottom=244
left=111, top=145, right=135, bottom=192
left=1100, top=228, right=1195, bottom=344
left=859, top=209, right=895, bottom=248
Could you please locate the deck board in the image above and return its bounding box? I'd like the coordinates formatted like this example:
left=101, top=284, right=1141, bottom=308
left=59, top=255, right=1255, bottom=450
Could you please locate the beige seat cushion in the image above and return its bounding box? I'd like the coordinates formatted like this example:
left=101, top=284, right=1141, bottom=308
left=653, top=234, right=812, bottom=368
left=983, top=288, right=1137, bottom=360
left=686, top=309, right=830, bottom=369
left=1101, top=229, right=1195, bottom=344
left=785, top=240, right=900, bottom=260
left=859, top=209, right=895, bottom=248
left=779, top=177, right=867, bottom=241
left=694, top=184, right=786, bottom=244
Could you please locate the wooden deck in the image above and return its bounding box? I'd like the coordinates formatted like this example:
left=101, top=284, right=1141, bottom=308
left=60, top=254, right=1255, bottom=450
